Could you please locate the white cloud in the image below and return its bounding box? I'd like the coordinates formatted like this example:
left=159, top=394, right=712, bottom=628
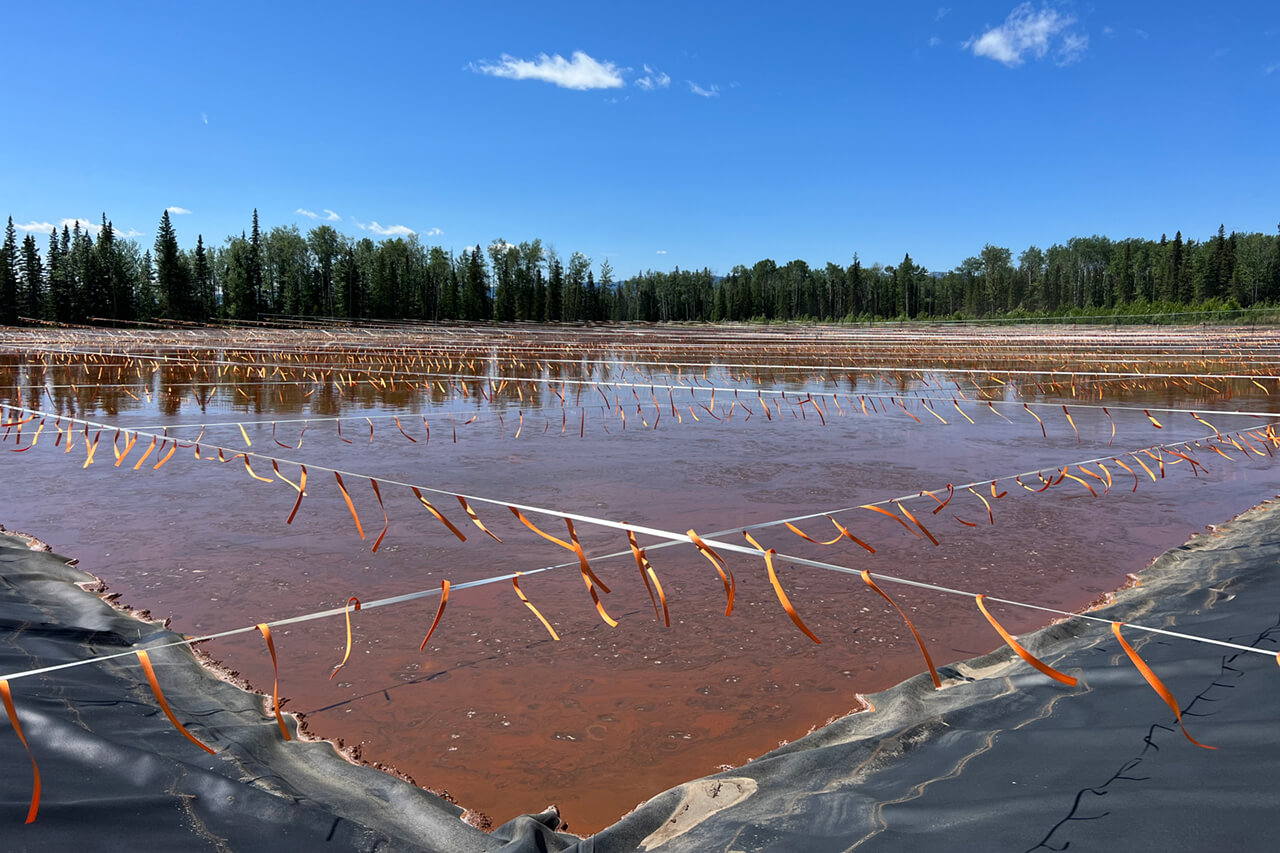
left=17, top=218, right=140, bottom=238
left=656, top=249, right=668, bottom=255
left=936, top=7, right=951, bottom=20
left=1134, top=28, right=1149, bottom=39
left=688, top=80, right=720, bottom=98
left=1265, top=61, right=1280, bottom=75
left=965, top=3, right=1086, bottom=68
left=166, top=206, right=191, bottom=215
left=636, top=65, right=671, bottom=91
left=355, top=220, right=415, bottom=237
left=472, top=51, right=624, bottom=90
left=297, top=208, right=341, bottom=222
left=1058, top=32, right=1089, bottom=65
left=14, top=221, right=55, bottom=235
left=61, top=218, right=101, bottom=235
left=424, top=227, right=443, bottom=237
left=201, top=112, right=208, bottom=125
left=1102, top=25, right=1115, bottom=37
left=928, top=36, right=942, bottom=47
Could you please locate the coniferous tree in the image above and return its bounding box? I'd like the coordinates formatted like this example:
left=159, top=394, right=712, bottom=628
left=0, top=217, right=18, bottom=324
left=155, top=210, right=192, bottom=319
left=137, top=250, right=159, bottom=320
left=248, top=209, right=263, bottom=316
left=20, top=233, right=44, bottom=319
left=546, top=251, right=563, bottom=321
left=1271, top=223, right=1280, bottom=303
left=463, top=245, right=490, bottom=320
left=193, top=235, right=213, bottom=319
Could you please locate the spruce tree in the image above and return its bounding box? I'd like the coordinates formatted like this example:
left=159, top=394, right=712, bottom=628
left=20, top=233, right=44, bottom=319
left=193, top=235, right=212, bottom=319
left=0, top=217, right=18, bottom=324
left=1270, top=223, right=1280, bottom=303
left=248, top=209, right=263, bottom=316
left=154, top=209, right=191, bottom=319
left=547, top=254, right=563, bottom=321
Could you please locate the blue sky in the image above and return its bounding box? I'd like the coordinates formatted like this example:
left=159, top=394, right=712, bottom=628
left=3, top=1, right=1277, bottom=276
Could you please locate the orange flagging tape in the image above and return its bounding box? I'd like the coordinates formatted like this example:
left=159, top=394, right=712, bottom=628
left=334, top=472, right=365, bottom=539
left=132, top=436, right=157, bottom=469
left=411, top=488, right=467, bottom=541
left=1111, top=622, right=1215, bottom=750
left=457, top=496, right=503, bottom=542
left=136, top=650, right=216, bottom=754
left=0, top=679, right=41, bottom=824
left=243, top=455, right=274, bottom=483
left=1112, top=456, right=1139, bottom=491
left=744, top=532, right=821, bottom=644
left=1024, top=403, right=1046, bottom=436
left=861, top=570, right=941, bottom=689
left=255, top=624, right=290, bottom=741
left=285, top=465, right=308, bottom=524
left=896, top=502, right=939, bottom=545
left=370, top=480, right=390, bottom=552
left=784, top=521, right=844, bottom=546
left=626, top=528, right=666, bottom=624
left=512, top=573, right=560, bottom=640
left=687, top=528, right=735, bottom=616
left=419, top=581, right=451, bottom=650
left=826, top=516, right=876, bottom=553
left=860, top=504, right=921, bottom=539
left=975, top=595, right=1077, bottom=686
left=329, top=597, right=362, bottom=680
left=928, top=484, right=954, bottom=514
left=153, top=440, right=178, bottom=470
left=563, top=518, right=617, bottom=627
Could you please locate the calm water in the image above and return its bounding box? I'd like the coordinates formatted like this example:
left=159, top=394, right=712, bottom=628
left=2, top=324, right=1278, bottom=831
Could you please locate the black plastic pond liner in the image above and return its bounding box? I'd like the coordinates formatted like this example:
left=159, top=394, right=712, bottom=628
left=3, top=498, right=1280, bottom=852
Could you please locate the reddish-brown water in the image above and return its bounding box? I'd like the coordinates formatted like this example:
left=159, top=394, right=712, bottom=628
left=2, top=324, right=1278, bottom=832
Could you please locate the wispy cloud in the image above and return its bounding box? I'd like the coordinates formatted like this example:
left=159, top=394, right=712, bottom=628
left=965, top=3, right=1087, bottom=68
left=1265, top=61, right=1280, bottom=75
left=656, top=249, right=668, bottom=255
left=424, top=227, right=443, bottom=237
left=201, top=112, right=209, bottom=125
left=64, top=218, right=100, bottom=234
left=18, top=219, right=142, bottom=238
left=928, top=36, right=942, bottom=47
left=166, top=206, right=191, bottom=215
left=936, top=7, right=951, bottom=20
left=472, top=51, right=624, bottom=90
left=688, top=80, right=720, bottom=98
left=356, top=220, right=415, bottom=237
left=635, top=64, right=671, bottom=91
left=15, top=221, right=55, bottom=235
left=298, top=208, right=341, bottom=222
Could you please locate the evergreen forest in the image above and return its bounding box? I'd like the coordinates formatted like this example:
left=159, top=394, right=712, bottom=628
left=2, top=210, right=1279, bottom=327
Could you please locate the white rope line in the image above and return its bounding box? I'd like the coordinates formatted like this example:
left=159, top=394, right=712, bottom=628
left=2, top=410, right=1277, bottom=683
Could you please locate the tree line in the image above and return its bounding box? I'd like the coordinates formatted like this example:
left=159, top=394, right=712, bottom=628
left=3, top=210, right=1279, bottom=327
